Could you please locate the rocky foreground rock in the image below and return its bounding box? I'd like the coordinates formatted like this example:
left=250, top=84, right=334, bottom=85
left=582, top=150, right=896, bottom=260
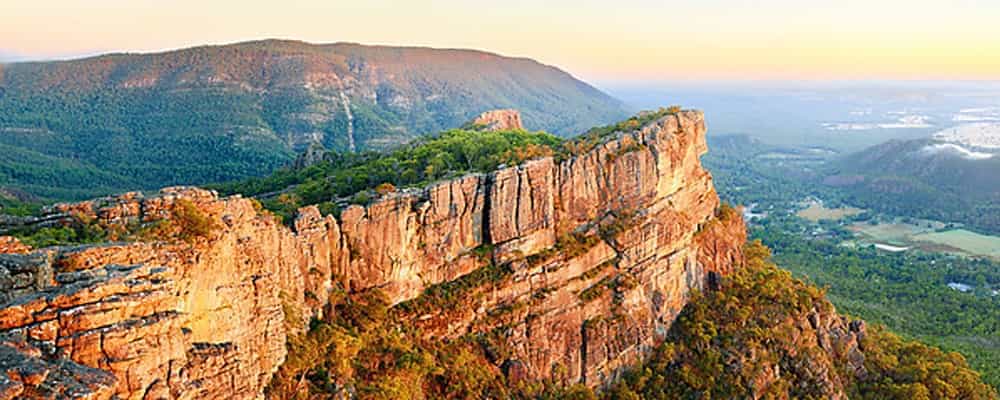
left=1, top=111, right=753, bottom=399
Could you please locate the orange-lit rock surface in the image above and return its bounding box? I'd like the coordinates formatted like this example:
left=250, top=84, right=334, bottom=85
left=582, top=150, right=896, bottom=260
left=470, top=109, right=525, bottom=131
left=0, top=110, right=749, bottom=399
left=0, top=237, right=30, bottom=255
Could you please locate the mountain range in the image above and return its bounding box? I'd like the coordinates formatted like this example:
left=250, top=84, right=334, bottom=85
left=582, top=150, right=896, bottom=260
left=0, top=39, right=627, bottom=200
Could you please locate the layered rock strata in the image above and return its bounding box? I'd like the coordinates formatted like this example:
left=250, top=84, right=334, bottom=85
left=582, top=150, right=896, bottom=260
left=0, top=110, right=746, bottom=399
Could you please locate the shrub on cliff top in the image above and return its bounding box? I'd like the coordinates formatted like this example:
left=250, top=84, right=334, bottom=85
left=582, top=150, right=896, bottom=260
left=214, top=128, right=562, bottom=217
left=173, top=199, right=219, bottom=242
left=139, top=198, right=220, bottom=243
left=560, top=106, right=683, bottom=158
left=374, top=182, right=397, bottom=196
left=8, top=209, right=112, bottom=248
left=10, top=223, right=107, bottom=248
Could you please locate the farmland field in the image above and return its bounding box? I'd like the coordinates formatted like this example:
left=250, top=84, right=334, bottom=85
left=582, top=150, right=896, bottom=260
left=913, top=229, right=1000, bottom=258
left=849, top=222, right=931, bottom=245
left=796, top=201, right=864, bottom=222
left=850, top=221, right=1000, bottom=259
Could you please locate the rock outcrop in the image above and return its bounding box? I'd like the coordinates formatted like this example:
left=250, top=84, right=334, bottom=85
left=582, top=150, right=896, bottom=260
left=0, top=237, right=29, bottom=255
left=470, top=109, right=525, bottom=131
left=780, top=309, right=867, bottom=400
left=0, top=110, right=746, bottom=399
left=0, top=188, right=314, bottom=399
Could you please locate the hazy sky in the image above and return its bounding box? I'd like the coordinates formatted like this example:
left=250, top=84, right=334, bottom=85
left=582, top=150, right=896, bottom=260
left=3, top=0, right=1000, bottom=82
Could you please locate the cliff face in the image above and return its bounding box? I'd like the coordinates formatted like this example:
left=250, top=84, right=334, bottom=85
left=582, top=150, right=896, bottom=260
left=0, top=111, right=746, bottom=399
left=0, top=188, right=312, bottom=399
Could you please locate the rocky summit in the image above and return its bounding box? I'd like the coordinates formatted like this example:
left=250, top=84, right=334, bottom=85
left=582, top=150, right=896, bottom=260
left=0, top=111, right=745, bottom=399
left=469, top=109, right=525, bottom=131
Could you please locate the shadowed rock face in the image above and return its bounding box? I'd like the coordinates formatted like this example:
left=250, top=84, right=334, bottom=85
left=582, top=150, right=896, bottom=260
left=0, top=111, right=748, bottom=399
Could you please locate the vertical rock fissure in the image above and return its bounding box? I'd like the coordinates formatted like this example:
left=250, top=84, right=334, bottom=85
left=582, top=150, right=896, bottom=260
left=579, top=321, right=589, bottom=385
left=481, top=173, right=495, bottom=244
left=597, top=141, right=615, bottom=208
left=515, top=167, right=525, bottom=234
left=467, top=176, right=484, bottom=243
left=526, top=166, right=537, bottom=229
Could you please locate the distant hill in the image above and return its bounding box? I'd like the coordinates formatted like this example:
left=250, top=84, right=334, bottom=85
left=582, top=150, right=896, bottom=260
left=825, top=137, right=1000, bottom=234
left=0, top=40, right=627, bottom=199
left=702, top=134, right=843, bottom=208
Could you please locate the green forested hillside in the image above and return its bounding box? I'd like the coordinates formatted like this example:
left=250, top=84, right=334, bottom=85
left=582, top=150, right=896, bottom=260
left=825, top=138, right=1000, bottom=235
left=607, top=241, right=997, bottom=400
left=754, top=222, right=1000, bottom=388
left=701, top=135, right=1000, bottom=388
left=0, top=40, right=627, bottom=200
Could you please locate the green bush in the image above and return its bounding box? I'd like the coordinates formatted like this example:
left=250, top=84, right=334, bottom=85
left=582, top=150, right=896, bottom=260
left=13, top=224, right=106, bottom=248
left=173, top=199, right=218, bottom=242
left=216, top=128, right=563, bottom=208
left=135, top=198, right=222, bottom=243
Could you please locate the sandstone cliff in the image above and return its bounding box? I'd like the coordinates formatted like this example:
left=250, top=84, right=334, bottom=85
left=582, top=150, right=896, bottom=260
left=0, top=111, right=746, bottom=399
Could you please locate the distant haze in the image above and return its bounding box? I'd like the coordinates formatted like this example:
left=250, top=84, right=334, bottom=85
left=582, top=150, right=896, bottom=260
left=0, top=51, right=22, bottom=63
left=603, top=80, right=1000, bottom=152
left=3, top=0, right=1000, bottom=82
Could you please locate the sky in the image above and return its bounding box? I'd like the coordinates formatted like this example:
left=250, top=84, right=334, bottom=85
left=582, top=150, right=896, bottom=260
left=3, top=0, right=1000, bottom=83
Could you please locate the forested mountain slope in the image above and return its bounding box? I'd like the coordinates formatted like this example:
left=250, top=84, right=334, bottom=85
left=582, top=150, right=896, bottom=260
left=825, top=138, right=1000, bottom=234
left=0, top=40, right=627, bottom=200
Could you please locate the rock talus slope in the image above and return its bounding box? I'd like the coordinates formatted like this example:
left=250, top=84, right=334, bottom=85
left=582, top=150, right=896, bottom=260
left=1, top=111, right=747, bottom=399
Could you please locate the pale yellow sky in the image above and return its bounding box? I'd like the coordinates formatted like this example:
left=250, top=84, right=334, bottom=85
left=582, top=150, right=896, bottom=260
left=2, top=0, right=1000, bottom=81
